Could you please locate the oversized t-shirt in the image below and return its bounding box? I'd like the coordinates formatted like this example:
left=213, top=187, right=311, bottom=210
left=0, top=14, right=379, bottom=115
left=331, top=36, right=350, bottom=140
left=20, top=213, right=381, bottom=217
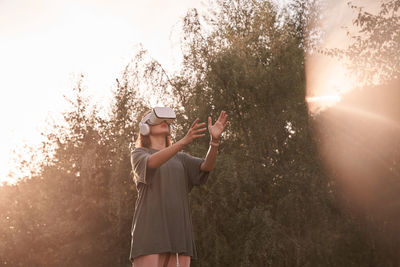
left=129, top=147, right=210, bottom=262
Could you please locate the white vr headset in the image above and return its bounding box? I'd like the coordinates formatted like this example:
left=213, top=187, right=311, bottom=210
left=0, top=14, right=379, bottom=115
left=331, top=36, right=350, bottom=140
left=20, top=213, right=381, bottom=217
left=139, top=107, right=176, bottom=136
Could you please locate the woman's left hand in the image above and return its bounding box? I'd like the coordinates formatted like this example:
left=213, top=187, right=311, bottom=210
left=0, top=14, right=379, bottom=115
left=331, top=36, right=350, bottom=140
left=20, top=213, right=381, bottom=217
left=208, top=111, right=228, bottom=140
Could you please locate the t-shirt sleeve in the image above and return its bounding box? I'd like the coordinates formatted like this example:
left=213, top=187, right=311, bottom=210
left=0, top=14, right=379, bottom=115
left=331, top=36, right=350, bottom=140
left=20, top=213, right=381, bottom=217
left=131, top=148, right=152, bottom=186
left=180, top=152, right=210, bottom=191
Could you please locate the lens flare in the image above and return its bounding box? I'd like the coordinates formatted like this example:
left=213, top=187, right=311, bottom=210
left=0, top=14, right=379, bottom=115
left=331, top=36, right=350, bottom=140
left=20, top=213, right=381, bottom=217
left=313, top=82, right=400, bottom=214
left=306, top=0, right=400, bottom=235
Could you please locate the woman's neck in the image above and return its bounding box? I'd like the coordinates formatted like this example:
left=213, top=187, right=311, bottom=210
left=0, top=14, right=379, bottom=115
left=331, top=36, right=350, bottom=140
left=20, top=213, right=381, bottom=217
left=149, top=135, right=167, bottom=150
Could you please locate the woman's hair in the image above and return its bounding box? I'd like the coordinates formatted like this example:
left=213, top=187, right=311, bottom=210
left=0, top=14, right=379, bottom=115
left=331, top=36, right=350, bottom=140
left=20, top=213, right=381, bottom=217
left=135, top=133, right=172, bottom=148
left=135, top=110, right=172, bottom=148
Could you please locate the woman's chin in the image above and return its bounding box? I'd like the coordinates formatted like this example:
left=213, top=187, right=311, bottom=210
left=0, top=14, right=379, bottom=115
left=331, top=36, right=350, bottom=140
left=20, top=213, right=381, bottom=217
left=151, top=131, right=170, bottom=136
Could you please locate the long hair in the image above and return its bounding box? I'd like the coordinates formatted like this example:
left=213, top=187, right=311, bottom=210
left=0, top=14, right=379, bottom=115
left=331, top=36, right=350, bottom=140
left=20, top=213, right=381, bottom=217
left=135, top=111, right=172, bottom=148
left=135, top=133, right=172, bottom=148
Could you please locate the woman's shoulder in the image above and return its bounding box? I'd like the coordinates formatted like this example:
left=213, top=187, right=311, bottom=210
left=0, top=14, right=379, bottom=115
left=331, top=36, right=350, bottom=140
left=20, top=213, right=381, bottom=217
left=132, top=147, right=147, bottom=153
left=132, top=147, right=148, bottom=151
left=132, top=147, right=160, bottom=155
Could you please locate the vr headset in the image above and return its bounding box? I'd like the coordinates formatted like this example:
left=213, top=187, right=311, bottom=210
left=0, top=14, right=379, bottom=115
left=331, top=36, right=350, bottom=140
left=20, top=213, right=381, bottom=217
left=139, top=107, right=176, bottom=136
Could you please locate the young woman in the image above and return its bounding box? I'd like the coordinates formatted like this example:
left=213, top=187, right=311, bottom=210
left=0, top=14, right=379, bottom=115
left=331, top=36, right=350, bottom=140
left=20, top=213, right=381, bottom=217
left=129, top=108, right=228, bottom=267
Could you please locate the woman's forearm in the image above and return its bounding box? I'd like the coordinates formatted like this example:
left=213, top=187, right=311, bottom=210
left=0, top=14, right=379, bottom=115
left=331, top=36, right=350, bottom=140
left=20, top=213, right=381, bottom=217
left=200, top=141, right=219, bottom=172
left=147, top=119, right=207, bottom=169
left=147, top=139, right=186, bottom=169
left=200, top=111, right=227, bottom=171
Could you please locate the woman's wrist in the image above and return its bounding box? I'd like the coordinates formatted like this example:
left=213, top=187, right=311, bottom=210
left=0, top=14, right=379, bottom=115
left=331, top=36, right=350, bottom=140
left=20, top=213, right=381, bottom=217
left=176, top=138, right=188, bottom=148
left=209, top=141, right=219, bottom=147
left=209, top=137, right=220, bottom=147
left=211, top=136, right=219, bottom=142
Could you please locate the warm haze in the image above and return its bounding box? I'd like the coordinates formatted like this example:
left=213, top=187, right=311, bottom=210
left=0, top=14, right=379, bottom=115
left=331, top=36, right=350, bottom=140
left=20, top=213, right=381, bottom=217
left=0, top=0, right=204, bottom=184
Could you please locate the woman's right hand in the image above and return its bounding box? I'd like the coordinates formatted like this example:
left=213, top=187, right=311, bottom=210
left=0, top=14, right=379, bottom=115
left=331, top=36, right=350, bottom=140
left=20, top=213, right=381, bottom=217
left=181, top=118, right=207, bottom=145
left=147, top=118, right=206, bottom=169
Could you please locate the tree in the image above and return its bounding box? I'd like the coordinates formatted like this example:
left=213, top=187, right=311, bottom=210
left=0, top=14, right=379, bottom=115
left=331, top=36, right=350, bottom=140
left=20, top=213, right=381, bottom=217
left=171, top=1, right=343, bottom=266
left=330, top=0, right=400, bottom=84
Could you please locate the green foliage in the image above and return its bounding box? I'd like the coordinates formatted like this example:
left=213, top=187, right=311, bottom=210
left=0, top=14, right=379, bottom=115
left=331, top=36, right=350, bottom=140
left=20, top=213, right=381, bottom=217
left=173, top=1, right=343, bottom=266
left=327, top=0, right=400, bottom=85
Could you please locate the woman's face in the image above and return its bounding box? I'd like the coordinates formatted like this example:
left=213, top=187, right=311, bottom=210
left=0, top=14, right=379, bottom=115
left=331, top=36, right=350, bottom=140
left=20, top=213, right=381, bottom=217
left=149, top=121, right=170, bottom=136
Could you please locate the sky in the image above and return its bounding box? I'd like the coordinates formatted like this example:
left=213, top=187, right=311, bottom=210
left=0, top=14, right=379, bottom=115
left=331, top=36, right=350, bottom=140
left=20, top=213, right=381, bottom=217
left=305, top=0, right=380, bottom=113
left=0, top=0, right=206, bottom=184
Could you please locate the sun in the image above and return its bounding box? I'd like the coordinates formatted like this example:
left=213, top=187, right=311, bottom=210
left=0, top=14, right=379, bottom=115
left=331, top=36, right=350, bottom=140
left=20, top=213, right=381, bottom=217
left=306, top=54, right=355, bottom=114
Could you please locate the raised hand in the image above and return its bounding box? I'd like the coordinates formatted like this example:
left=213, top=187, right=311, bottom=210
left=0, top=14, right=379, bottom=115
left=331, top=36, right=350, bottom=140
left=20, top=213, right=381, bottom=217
left=208, top=111, right=228, bottom=140
left=182, top=118, right=207, bottom=145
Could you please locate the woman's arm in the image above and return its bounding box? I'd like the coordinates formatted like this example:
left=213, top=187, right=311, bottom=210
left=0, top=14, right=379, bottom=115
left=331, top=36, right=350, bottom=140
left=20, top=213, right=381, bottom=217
left=200, top=138, right=219, bottom=172
left=147, top=119, right=206, bottom=169
left=200, top=111, right=228, bottom=172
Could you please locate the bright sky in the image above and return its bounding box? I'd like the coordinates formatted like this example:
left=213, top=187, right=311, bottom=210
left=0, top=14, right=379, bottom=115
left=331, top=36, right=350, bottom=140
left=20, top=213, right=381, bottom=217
left=305, top=0, right=380, bottom=114
left=0, top=0, right=205, bottom=184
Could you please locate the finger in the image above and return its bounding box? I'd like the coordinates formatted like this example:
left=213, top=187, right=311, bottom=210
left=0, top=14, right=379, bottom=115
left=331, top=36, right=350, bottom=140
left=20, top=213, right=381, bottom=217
left=218, top=114, right=225, bottom=123
left=223, top=121, right=229, bottom=129
left=194, top=127, right=207, bottom=132
left=219, top=111, right=227, bottom=124
left=194, top=128, right=207, bottom=134
left=193, top=134, right=206, bottom=138
left=208, top=116, right=212, bottom=128
left=220, top=112, right=228, bottom=124
left=193, top=122, right=206, bottom=129
left=217, top=111, right=224, bottom=121
left=191, top=118, right=200, bottom=128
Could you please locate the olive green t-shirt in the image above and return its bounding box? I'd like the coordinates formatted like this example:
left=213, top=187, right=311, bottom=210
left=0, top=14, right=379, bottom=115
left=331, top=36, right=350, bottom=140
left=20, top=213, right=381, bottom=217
left=129, top=147, right=210, bottom=262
